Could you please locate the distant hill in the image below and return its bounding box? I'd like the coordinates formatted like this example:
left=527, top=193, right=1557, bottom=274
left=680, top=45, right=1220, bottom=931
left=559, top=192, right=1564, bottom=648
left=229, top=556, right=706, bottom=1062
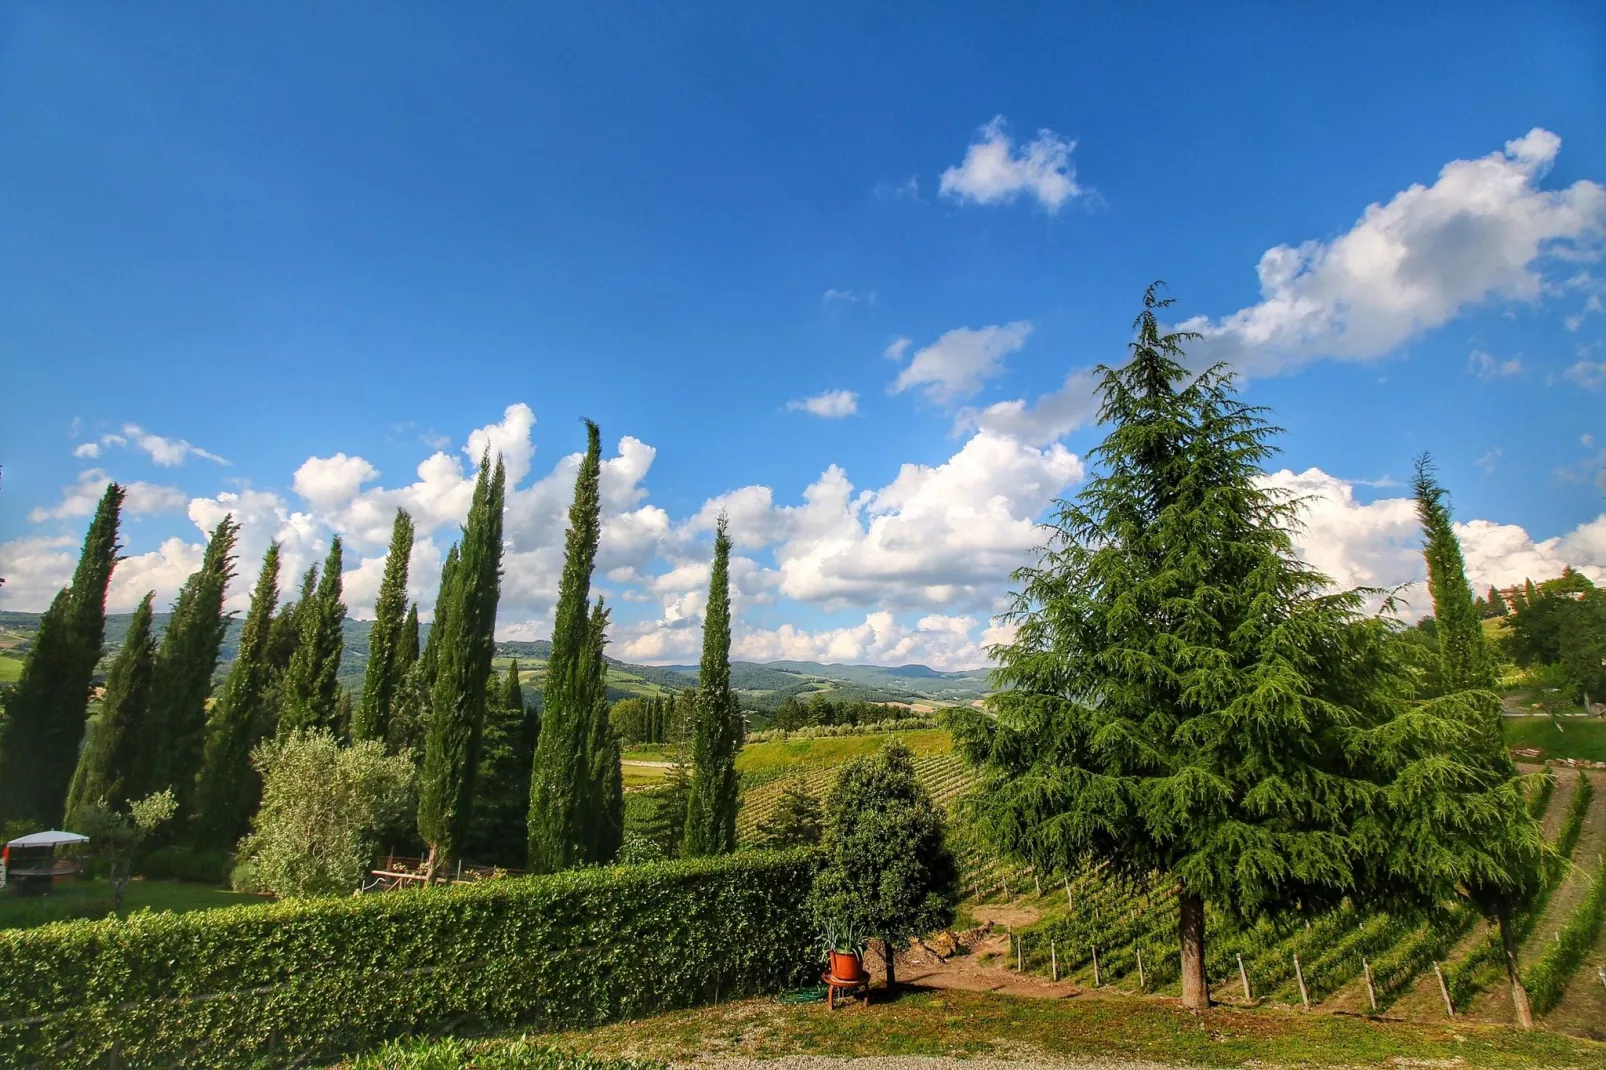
left=0, top=612, right=990, bottom=709
left=661, top=657, right=992, bottom=710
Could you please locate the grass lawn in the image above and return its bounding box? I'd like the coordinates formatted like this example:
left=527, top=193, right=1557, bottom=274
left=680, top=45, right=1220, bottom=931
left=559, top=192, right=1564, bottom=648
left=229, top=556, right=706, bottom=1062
left=0, top=878, right=268, bottom=929
left=439, top=987, right=1606, bottom=1069
left=735, top=729, right=952, bottom=779
left=621, top=764, right=670, bottom=789
left=0, top=655, right=23, bottom=683
left=1505, top=716, right=1606, bottom=763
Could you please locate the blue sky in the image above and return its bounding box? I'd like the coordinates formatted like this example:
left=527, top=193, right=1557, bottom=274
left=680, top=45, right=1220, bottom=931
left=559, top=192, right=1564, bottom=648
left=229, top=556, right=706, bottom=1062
left=3, top=3, right=1605, bottom=668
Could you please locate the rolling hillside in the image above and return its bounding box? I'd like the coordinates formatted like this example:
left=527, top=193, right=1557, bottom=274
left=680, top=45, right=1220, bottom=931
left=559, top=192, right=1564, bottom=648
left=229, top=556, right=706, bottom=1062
left=0, top=611, right=987, bottom=709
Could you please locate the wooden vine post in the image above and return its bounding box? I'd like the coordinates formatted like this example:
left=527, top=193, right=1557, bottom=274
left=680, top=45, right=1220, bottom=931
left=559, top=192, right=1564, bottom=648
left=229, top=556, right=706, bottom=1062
left=1362, top=958, right=1377, bottom=1012
left=1293, top=953, right=1310, bottom=1009
left=1092, top=946, right=1101, bottom=987
left=1237, top=953, right=1251, bottom=1002
left=1050, top=939, right=1058, bottom=982
left=1136, top=947, right=1146, bottom=989
left=1434, top=963, right=1455, bottom=1018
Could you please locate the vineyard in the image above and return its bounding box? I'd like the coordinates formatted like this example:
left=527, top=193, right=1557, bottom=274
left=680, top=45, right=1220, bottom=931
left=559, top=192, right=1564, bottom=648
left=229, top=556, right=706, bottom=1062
left=965, top=766, right=1606, bottom=1036
left=734, top=731, right=1606, bottom=1036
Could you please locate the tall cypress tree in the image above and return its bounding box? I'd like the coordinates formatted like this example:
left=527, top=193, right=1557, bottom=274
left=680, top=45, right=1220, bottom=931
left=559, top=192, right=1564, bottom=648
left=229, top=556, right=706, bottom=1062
left=503, top=659, right=524, bottom=713
left=1413, top=456, right=1495, bottom=691
left=355, top=509, right=414, bottom=743
left=683, top=516, right=740, bottom=856
left=0, top=483, right=124, bottom=828
left=950, top=284, right=1396, bottom=1012
left=280, top=538, right=346, bottom=735
left=192, top=543, right=281, bottom=849
left=397, top=603, right=421, bottom=679
left=468, top=662, right=535, bottom=867
left=583, top=599, right=624, bottom=863
left=418, top=454, right=506, bottom=876
left=528, top=421, right=605, bottom=873
left=64, top=591, right=157, bottom=828
left=393, top=562, right=453, bottom=757
left=1379, top=460, right=1544, bottom=1027
left=145, top=515, right=240, bottom=814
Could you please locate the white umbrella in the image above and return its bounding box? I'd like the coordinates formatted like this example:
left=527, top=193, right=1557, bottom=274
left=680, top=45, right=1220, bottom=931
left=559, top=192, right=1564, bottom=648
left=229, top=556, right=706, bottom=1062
left=5, top=831, right=90, bottom=849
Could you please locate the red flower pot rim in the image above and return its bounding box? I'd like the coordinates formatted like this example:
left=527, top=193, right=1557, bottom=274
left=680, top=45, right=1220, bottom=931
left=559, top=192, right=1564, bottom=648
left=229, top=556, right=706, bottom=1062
left=828, top=949, right=868, bottom=983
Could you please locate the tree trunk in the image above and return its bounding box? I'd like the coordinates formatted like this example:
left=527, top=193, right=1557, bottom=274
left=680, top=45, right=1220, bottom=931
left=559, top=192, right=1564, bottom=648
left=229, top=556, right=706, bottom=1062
left=1498, top=911, right=1534, bottom=1029
left=421, top=843, right=440, bottom=885
left=882, top=938, right=897, bottom=992
left=1179, top=889, right=1209, bottom=1012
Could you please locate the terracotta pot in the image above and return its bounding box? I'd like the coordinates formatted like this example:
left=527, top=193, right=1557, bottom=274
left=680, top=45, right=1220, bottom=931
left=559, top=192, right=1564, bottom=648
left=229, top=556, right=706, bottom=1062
left=829, top=949, right=866, bottom=982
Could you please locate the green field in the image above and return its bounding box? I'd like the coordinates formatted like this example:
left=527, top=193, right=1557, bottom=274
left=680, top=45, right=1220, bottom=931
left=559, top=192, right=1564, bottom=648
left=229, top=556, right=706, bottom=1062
left=0, top=655, right=23, bottom=683
left=0, top=878, right=268, bottom=929
left=1505, top=716, right=1606, bottom=763
left=734, top=729, right=952, bottom=779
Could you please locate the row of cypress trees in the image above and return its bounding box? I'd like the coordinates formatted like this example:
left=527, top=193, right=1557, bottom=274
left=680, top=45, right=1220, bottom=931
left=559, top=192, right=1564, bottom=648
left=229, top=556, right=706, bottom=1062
left=3, top=422, right=742, bottom=879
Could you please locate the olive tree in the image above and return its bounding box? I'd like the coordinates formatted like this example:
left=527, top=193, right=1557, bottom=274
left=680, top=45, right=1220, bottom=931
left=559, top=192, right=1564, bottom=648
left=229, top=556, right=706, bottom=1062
left=233, top=730, right=415, bottom=898
left=77, top=788, right=177, bottom=910
left=810, top=741, right=957, bottom=990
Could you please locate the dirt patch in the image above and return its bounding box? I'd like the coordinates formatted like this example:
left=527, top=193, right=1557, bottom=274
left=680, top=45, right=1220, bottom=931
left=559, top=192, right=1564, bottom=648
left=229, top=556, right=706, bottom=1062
left=968, top=903, right=1042, bottom=929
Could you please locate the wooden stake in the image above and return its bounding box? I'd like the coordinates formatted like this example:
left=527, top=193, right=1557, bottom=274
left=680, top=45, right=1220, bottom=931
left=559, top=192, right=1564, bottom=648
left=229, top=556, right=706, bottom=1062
left=1362, top=957, right=1377, bottom=1012
left=1237, top=953, right=1251, bottom=1002
left=1137, top=947, right=1146, bottom=989
left=1092, top=946, right=1101, bottom=987
left=1064, top=874, right=1073, bottom=911
left=1434, top=963, right=1455, bottom=1018
left=1050, top=939, right=1058, bottom=982
left=1035, top=874, right=1042, bottom=897
left=1293, top=953, right=1309, bottom=1009
left=1596, top=966, right=1606, bottom=991
left=1017, top=933, right=1023, bottom=972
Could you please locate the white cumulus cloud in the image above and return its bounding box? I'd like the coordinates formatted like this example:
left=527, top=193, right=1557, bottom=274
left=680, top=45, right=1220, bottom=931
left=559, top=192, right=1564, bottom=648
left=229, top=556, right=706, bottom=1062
left=786, top=390, right=859, bottom=418
left=890, top=322, right=1032, bottom=404
left=939, top=116, right=1085, bottom=213
left=1179, top=129, right=1606, bottom=377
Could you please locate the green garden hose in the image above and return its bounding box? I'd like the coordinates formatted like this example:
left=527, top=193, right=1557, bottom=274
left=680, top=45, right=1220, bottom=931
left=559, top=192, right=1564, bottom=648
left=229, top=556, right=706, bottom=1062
left=775, top=985, right=829, bottom=1004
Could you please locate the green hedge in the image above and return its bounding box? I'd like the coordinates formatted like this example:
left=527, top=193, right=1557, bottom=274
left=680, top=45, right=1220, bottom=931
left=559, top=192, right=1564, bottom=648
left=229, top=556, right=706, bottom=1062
left=0, top=849, right=821, bottom=1068
left=346, top=1037, right=664, bottom=1069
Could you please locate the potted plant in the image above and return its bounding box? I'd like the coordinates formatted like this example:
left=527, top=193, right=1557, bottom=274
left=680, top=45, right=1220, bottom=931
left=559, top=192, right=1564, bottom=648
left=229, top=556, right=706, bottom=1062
left=821, top=920, right=867, bottom=983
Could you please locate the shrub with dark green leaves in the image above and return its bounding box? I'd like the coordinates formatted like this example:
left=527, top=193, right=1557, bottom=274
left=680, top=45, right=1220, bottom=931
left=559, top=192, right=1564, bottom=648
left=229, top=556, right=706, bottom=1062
left=0, top=849, right=820, bottom=1068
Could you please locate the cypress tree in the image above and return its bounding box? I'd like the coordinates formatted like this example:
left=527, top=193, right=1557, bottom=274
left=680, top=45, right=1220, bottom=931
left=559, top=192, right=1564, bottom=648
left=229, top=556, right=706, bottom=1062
left=397, top=603, right=421, bottom=679
left=191, top=544, right=281, bottom=849
left=467, top=662, right=535, bottom=867
left=528, top=421, right=604, bottom=873
left=0, top=483, right=124, bottom=828
left=1413, top=456, right=1495, bottom=691
left=1382, top=460, right=1544, bottom=1027
left=280, top=538, right=346, bottom=735
left=683, top=516, right=739, bottom=857
left=949, top=284, right=1395, bottom=1012
left=145, top=515, right=240, bottom=815
left=355, top=509, right=414, bottom=743
left=418, top=454, right=506, bottom=877
left=583, top=599, right=624, bottom=863
left=392, top=562, right=453, bottom=757
left=502, top=659, right=524, bottom=713
left=1488, top=585, right=1509, bottom=618
left=64, top=591, right=157, bottom=828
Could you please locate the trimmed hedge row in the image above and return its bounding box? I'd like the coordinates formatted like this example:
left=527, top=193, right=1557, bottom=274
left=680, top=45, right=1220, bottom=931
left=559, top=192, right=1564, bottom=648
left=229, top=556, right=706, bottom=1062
left=346, top=1037, right=664, bottom=1069
left=0, top=849, right=822, bottom=1068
